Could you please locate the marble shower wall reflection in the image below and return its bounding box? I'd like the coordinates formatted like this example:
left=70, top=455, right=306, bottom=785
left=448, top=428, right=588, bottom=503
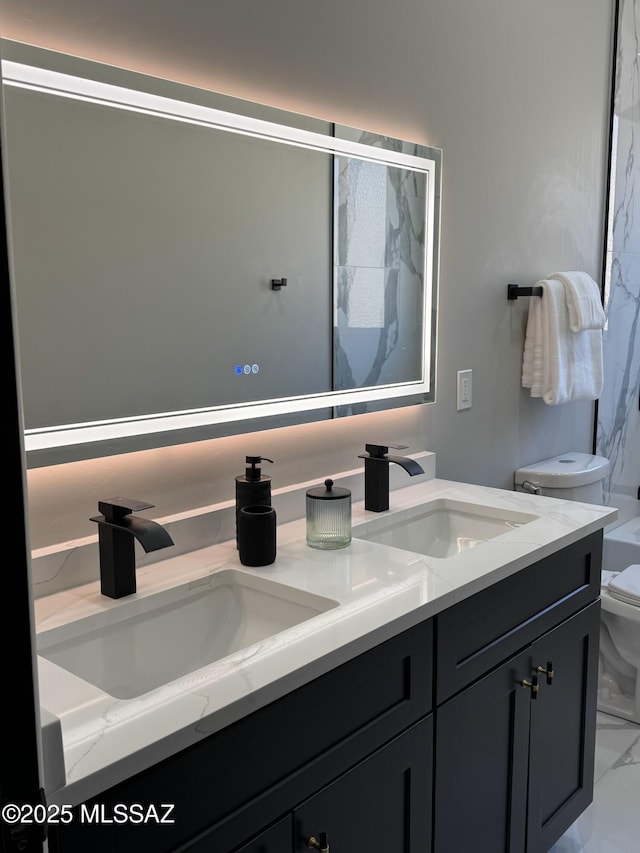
left=596, top=0, right=640, bottom=516
left=333, top=156, right=426, bottom=414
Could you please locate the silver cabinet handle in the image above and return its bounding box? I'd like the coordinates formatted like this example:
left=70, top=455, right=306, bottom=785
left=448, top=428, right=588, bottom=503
left=536, top=661, right=554, bottom=685
left=520, top=674, right=539, bottom=699
left=307, top=832, right=329, bottom=852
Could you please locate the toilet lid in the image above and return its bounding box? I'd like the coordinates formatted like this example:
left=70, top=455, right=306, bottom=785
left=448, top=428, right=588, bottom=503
left=608, top=564, right=640, bottom=607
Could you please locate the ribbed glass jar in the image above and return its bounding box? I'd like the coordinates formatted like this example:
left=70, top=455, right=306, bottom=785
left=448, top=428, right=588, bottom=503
left=306, top=478, right=351, bottom=550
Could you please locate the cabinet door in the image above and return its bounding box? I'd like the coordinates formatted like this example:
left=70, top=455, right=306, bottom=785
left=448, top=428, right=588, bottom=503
left=294, top=716, right=432, bottom=852
left=236, top=816, right=292, bottom=853
left=526, top=601, right=600, bottom=853
left=433, top=649, right=532, bottom=853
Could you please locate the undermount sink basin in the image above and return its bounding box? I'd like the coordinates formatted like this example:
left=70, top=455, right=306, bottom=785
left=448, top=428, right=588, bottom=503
left=37, top=570, right=338, bottom=700
left=354, top=498, right=537, bottom=559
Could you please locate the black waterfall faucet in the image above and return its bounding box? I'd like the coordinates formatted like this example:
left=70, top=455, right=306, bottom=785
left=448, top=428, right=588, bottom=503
left=90, top=498, right=175, bottom=599
left=358, top=443, right=425, bottom=513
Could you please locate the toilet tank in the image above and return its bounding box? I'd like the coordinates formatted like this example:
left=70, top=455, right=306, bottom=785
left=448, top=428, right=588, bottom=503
left=514, top=452, right=610, bottom=504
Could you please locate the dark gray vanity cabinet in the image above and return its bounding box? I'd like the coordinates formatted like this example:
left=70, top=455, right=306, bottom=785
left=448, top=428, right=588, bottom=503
left=235, top=816, right=292, bottom=852
left=525, top=603, right=600, bottom=852
left=49, top=619, right=434, bottom=853
left=48, top=530, right=602, bottom=853
left=433, top=532, right=602, bottom=853
left=232, top=717, right=432, bottom=853
left=434, top=602, right=600, bottom=853
left=292, top=717, right=432, bottom=852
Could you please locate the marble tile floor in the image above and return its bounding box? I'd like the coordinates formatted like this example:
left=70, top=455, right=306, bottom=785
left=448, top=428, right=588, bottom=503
left=549, top=712, right=640, bottom=852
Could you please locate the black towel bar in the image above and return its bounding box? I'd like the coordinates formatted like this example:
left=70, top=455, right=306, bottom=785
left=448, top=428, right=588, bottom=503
left=507, top=284, right=543, bottom=300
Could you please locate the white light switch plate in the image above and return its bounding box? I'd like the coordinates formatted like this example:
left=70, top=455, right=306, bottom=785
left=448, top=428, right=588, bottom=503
left=457, top=369, right=472, bottom=410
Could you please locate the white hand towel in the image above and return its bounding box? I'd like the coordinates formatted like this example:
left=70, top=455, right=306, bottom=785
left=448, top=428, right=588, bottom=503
left=539, top=279, right=603, bottom=404
left=549, top=270, right=605, bottom=331
left=521, top=284, right=544, bottom=397
left=521, top=279, right=604, bottom=405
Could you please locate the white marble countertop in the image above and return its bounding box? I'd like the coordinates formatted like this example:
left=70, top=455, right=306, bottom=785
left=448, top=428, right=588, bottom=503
left=33, top=476, right=617, bottom=806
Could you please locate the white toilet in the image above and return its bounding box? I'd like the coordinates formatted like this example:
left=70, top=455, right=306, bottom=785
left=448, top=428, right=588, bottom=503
left=515, top=452, right=640, bottom=725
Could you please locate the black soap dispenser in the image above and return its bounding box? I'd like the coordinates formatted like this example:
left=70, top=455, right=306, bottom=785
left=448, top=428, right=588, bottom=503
left=235, top=455, right=273, bottom=547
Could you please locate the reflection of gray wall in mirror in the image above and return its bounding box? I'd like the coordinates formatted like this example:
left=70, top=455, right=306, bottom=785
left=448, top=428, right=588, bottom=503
left=4, top=86, right=333, bottom=428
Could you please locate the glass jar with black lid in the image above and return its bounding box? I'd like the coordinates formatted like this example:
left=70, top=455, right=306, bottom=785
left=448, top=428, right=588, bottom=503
left=305, top=478, right=351, bottom=550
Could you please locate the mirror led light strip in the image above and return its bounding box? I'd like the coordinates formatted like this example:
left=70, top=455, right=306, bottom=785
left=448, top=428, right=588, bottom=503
left=2, top=58, right=436, bottom=451
left=1, top=61, right=431, bottom=173
left=24, top=381, right=430, bottom=449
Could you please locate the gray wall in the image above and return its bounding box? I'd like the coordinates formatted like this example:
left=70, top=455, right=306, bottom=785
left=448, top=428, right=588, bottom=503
left=1, top=0, right=615, bottom=549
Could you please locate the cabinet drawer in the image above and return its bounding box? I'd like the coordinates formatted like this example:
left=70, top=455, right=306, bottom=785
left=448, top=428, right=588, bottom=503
left=294, top=715, right=433, bottom=853
left=435, top=531, right=601, bottom=703
left=190, top=716, right=433, bottom=853
left=52, top=618, right=433, bottom=853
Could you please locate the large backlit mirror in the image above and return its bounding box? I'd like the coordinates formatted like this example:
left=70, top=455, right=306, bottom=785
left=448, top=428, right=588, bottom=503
left=1, top=40, right=441, bottom=467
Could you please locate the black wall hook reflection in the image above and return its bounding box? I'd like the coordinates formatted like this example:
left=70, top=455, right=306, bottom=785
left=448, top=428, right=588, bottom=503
left=271, top=278, right=288, bottom=291
left=507, top=283, right=543, bottom=300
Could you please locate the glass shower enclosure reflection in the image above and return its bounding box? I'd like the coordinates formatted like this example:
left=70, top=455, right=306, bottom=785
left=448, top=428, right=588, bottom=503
left=334, top=156, right=427, bottom=416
